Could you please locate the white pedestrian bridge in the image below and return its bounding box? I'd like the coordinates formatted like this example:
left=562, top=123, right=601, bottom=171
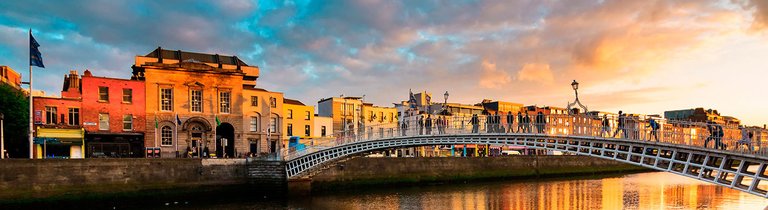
left=283, top=114, right=768, bottom=197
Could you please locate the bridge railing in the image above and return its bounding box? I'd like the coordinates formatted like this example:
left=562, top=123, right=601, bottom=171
left=284, top=114, right=768, bottom=160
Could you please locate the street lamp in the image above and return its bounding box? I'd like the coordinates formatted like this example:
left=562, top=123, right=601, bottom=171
left=567, top=80, right=588, bottom=114
left=443, top=91, right=449, bottom=112
left=0, top=112, right=4, bottom=159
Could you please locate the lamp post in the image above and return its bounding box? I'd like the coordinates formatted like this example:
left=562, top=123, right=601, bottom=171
left=443, top=91, right=449, bottom=111
left=566, top=80, right=588, bottom=115
left=0, top=112, right=4, bottom=159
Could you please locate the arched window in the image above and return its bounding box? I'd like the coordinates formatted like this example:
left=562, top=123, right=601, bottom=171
left=161, top=126, right=173, bottom=146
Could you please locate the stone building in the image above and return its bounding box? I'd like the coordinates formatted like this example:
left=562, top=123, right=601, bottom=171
left=131, top=47, right=280, bottom=158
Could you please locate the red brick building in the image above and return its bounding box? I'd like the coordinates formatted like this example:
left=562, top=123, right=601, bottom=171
left=80, top=70, right=146, bottom=157
left=32, top=71, right=84, bottom=159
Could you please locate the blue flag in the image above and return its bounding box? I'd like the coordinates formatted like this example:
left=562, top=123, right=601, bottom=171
left=30, top=31, right=45, bottom=68
left=176, top=114, right=182, bottom=125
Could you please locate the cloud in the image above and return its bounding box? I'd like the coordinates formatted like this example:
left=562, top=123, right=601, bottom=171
left=478, top=60, right=512, bottom=89
left=0, top=0, right=765, bottom=124
left=517, top=63, right=553, bottom=84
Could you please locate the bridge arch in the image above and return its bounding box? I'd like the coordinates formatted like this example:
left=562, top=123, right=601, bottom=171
left=286, top=133, right=768, bottom=198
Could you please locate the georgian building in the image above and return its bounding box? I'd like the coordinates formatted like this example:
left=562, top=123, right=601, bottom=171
left=80, top=70, right=146, bottom=158
left=131, top=47, right=281, bottom=158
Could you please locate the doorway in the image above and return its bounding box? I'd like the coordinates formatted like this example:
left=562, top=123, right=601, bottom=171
left=216, top=123, right=235, bottom=158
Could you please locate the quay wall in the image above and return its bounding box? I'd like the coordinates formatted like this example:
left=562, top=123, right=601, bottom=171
left=310, top=156, right=648, bottom=190
left=0, top=156, right=647, bottom=201
left=0, top=158, right=249, bottom=202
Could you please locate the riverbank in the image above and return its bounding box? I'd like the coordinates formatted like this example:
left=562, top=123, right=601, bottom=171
left=310, top=156, right=649, bottom=191
left=0, top=155, right=648, bottom=205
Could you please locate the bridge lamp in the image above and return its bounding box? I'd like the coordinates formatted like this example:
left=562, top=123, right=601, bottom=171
left=566, top=80, right=588, bottom=114
left=571, top=80, right=579, bottom=99
left=443, top=91, right=449, bottom=105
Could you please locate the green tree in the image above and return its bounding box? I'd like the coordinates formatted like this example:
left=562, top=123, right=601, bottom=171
left=0, top=83, right=29, bottom=158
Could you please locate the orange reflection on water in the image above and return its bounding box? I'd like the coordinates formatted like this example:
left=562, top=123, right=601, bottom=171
left=310, top=172, right=768, bottom=210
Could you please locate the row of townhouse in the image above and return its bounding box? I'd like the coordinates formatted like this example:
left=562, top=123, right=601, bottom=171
left=28, top=48, right=334, bottom=159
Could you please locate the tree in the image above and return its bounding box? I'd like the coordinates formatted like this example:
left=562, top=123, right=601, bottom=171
left=0, top=83, right=29, bottom=158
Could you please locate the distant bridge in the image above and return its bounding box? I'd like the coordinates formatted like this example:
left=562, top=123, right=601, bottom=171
left=283, top=114, right=768, bottom=197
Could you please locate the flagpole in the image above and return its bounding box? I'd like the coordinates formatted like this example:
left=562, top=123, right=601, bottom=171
left=28, top=29, right=34, bottom=159
left=174, top=113, right=178, bottom=158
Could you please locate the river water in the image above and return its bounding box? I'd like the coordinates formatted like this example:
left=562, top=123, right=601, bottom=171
left=188, top=172, right=767, bottom=210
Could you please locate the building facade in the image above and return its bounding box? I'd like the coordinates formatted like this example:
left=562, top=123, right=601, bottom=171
left=80, top=70, right=146, bottom=158
left=0, top=66, right=21, bottom=89
left=132, top=47, right=275, bottom=158
left=283, top=98, right=314, bottom=139
left=314, top=115, right=333, bottom=137
left=31, top=71, right=84, bottom=159
left=242, top=86, right=284, bottom=156
left=318, top=96, right=364, bottom=134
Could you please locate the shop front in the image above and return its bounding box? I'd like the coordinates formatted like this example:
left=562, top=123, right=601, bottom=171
left=34, top=128, right=85, bottom=159
left=85, top=132, right=145, bottom=158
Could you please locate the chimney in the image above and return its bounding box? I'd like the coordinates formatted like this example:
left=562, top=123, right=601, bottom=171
left=233, top=56, right=241, bottom=70
left=68, top=70, right=80, bottom=90
left=156, top=46, right=163, bottom=63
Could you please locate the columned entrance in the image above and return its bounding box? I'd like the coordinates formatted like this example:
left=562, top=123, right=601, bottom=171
left=182, top=117, right=213, bottom=158
left=216, top=123, right=235, bottom=158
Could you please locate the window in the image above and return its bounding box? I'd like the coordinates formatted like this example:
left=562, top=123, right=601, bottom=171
left=45, top=106, right=57, bottom=125
left=249, top=116, right=259, bottom=132
left=305, top=111, right=310, bottom=120
left=99, top=87, right=109, bottom=102
left=389, top=113, right=394, bottom=122
left=160, top=88, right=173, bottom=111
left=270, top=97, right=277, bottom=108
left=123, top=114, right=133, bottom=131
left=251, top=96, right=258, bottom=107
left=122, top=89, right=132, bottom=103
left=191, top=90, right=202, bottom=112
left=287, top=109, right=293, bottom=119
left=321, top=126, right=327, bottom=137
left=304, top=125, right=310, bottom=137
left=379, top=112, right=384, bottom=122
left=98, top=113, right=109, bottom=130
left=269, top=117, right=277, bottom=133
left=219, top=91, right=231, bottom=113
left=68, top=108, right=79, bottom=126
left=287, top=123, right=293, bottom=136
left=161, top=126, right=173, bottom=146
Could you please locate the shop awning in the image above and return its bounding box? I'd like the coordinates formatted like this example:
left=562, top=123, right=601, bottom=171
left=37, top=128, right=85, bottom=139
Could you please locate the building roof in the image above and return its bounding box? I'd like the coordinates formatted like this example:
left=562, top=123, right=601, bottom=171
left=144, top=47, right=249, bottom=66
left=284, top=98, right=306, bottom=106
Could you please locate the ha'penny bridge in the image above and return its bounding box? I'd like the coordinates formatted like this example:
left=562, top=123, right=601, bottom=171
left=276, top=114, right=768, bottom=198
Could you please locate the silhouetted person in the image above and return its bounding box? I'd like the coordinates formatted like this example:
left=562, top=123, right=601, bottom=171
left=425, top=115, right=433, bottom=135
left=705, top=121, right=715, bottom=148
left=506, top=111, right=514, bottom=133
left=646, top=118, right=660, bottom=142
left=535, top=111, right=545, bottom=133
left=612, top=111, right=627, bottom=139
left=524, top=112, right=532, bottom=133
left=715, top=124, right=726, bottom=150
left=469, top=114, right=480, bottom=133
left=737, top=127, right=753, bottom=151
left=401, top=120, right=408, bottom=136
left=517, top=112, right=524, bottom=133
left=601, top=114, right=610, bottom=137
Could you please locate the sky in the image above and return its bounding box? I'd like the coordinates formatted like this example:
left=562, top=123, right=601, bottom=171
left=0, top=0, right=767, bottom=125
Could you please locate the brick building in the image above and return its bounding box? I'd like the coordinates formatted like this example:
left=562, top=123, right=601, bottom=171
left=80, top=70, right=146, bottom=157
left=32, top=71, right=84, bottom=159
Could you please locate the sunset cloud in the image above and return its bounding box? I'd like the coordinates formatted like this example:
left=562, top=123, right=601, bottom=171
left=478, top=60, right=512, bottom=89
left=0, top=0, right=766, bottom=124
left=517, top=63, right=553, bottom=84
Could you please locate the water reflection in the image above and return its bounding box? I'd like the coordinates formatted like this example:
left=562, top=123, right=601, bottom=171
left=294, top=172, right=768, bottom=210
